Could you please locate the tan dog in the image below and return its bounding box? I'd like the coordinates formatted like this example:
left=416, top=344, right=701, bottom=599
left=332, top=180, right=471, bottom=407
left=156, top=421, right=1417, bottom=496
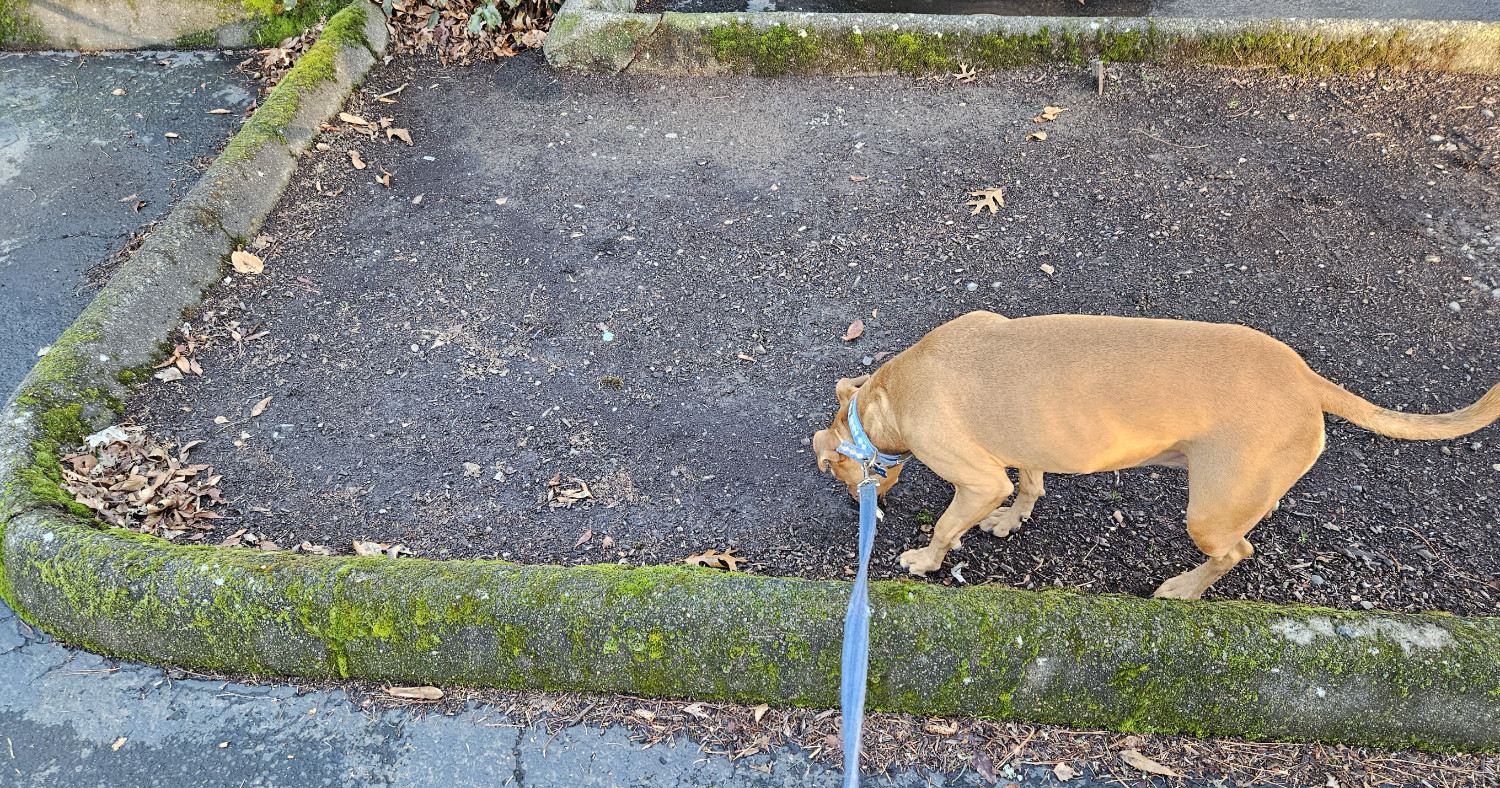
left=813, top=312, right=1500, bottom=599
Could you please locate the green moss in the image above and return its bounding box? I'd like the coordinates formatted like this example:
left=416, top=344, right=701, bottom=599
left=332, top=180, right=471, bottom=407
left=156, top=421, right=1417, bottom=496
left=0, top=0, right=43, bottom=45
left=683, top=18, right=1469, bottom=78
left=220, top=1, right=370, bottom=165
left=249, top=0, right=350, bottom=47
left=1194, top=29, right=1442, bottom=74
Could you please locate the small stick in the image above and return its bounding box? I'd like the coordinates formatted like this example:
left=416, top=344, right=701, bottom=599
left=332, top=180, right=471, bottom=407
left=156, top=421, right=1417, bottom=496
left=1091, top=59, right=1104, bottom=95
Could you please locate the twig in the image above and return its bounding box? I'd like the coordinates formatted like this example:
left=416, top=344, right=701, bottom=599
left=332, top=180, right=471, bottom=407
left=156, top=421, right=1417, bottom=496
left=1131, top=128, right=1210, bottom=149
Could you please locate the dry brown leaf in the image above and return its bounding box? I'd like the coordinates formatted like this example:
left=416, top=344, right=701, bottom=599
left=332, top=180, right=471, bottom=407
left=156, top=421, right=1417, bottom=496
left=154, top=367, right=184, bottom=382
left=953, top=63, right=977, bottom=82
left=923, top=720, right=958, bottom=736
left=633, top=709, right=656, bottom=722
left=231, top=250, right=264, bottom=274
left=682, top=703, right=710, bottom=719
left=348, top=150, right=366, bottom=170
left=377, top=168, right=392, bottom=188
left=966, top=188, right=1005, bottom=215
left=574, top=529, right=593, bottom=547
left=1039, top=263, right=1056, bottom=276
left=520, top=29, right=547, bottom=48
left=600, top=534, right=614, bottom=550
left=685, top=548, right=744, bottom=571
left=387, top=127, right=413, bottom=146
left=386, top=686, right=443, bottom=701
left=213, top=416, right=228, bottom=424
left=849, top=174, right=868, bottom=182
left=299, top=541, right=335, bottom=556
left=1033, top=105, right=1067, bottom=122
left=249, top=396, right=273, bottom=417
left=339, top=112, right=370, bottom=126
left=353, top=540, right=385, bottom=557
left=842, top=318, right=864, bottom=342
left=973, top=750, right=998, bottom=785
left=1120, top=750, right=1180, bottom=777
left=463, top=462, right=481, bottom=478
left=1027, top=131, right=1048, bottom=141
left=752, top=703, right=769, bottom=723
left=1053, top=762, right=1078, bottom=781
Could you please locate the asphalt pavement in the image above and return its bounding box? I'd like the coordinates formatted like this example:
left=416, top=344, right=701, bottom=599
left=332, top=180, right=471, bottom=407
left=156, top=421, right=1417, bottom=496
left=0, top=50, right=254, bottom=398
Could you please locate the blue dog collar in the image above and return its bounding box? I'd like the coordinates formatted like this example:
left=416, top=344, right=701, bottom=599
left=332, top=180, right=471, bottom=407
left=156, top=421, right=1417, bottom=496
left=836, top=391, right=909, bottom=478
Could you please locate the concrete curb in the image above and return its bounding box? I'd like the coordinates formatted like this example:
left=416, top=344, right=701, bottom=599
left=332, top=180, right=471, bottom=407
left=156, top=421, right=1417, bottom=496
left=3, top=0, right=1500, bottom=753
left=544, top=3, right=1500, bottom=76
left=1, top=0, right=348, bottom=50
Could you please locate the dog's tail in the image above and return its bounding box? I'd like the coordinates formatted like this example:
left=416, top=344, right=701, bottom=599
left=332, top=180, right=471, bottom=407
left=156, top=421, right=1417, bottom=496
left=1314, top=374, right=1500, bottom=441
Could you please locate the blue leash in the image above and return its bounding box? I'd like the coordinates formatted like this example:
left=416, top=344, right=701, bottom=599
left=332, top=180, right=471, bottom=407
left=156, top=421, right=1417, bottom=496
left=836, top=391, right=908, bottom=788
left=840, top=478, right=879, bottom=788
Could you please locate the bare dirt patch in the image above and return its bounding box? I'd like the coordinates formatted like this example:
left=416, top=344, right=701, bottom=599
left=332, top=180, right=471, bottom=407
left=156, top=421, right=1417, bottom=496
left=127, top=55, right=1500, bottom=618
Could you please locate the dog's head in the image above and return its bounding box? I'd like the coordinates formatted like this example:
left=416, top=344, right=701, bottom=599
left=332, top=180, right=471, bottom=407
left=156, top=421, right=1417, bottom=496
left=812, top=374, right=903, bottom=499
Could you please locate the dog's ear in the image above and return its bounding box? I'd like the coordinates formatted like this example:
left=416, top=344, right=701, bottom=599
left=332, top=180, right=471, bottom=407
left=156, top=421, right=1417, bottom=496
left=834, top=375, right=871, bottom=406
left=813, top=429, right=839, bottom=472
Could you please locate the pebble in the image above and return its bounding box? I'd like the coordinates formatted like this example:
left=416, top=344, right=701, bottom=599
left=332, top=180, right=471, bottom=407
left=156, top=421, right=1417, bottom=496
left=1430, top=134, right=1446, bottom=143
left=1359, top=601, right=1375, bottom=610
left=966, top=282, right=978, bottom=291
left=1310, top=574, right=1325, bottom=586
left=1448, top=301, right=1461, bottom=313
left=1485, top=108, right=1496, bottom=118
left=861, top=356, right=873, bottom=366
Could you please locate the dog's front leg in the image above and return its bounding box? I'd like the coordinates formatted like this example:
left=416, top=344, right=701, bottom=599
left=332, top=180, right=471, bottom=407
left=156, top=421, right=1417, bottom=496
left=978, top=469, right=1045, bottom=537
left=900, top=481, right=1012, bottom=576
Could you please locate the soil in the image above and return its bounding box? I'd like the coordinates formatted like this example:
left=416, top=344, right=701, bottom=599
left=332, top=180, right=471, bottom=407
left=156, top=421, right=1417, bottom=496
left=129, top=54, right=1500, bottom=618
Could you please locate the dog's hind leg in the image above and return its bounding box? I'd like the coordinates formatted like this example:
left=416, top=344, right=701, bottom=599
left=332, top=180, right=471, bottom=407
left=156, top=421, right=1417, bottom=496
left=900, top=473, right=1013, bottom=577
left=1154, top=434, right=1320, bottom=599
left=978, top=469, right=1045, bottom=537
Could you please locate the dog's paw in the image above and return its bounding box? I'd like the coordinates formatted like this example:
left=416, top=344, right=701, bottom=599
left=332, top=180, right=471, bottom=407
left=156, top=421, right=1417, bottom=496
left=978, top=507, right=1026, bottom=537
left=898, top=548, right=941, bottom=576
left=1151, top=574, right=1204, bottom=600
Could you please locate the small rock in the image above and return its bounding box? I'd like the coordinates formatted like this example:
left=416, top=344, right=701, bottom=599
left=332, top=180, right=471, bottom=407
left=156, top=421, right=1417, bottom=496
left=1448, top=301, right=1461, bottom=313
left=1484, top=108, right=1495, bottom=118
left=966, top=282, right=978, bottom=291
left=1335, top=624, right=1359, bottom=638
left=861, top=356, right=873, bottom=366
left=1416, top=548, right=1437, bottom=561
left=1309, top=575, right=1325, bottom=586
left=1493, top=463, right=1500, bottom=472
left=1430, top=134, right=1445, bottom=143
left=1359, top=601, right=1375, bottom=610
left=1471, top=442, right=1482, bottom=451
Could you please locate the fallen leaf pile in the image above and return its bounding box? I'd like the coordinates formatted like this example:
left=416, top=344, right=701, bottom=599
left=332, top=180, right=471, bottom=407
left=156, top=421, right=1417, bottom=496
left=60, top=426, right=224, bottom=540
left=380, top=0, right=556, bottom=65
left=236, top=22, right=324, bottom=92
left=545, top=473, right=593, bottom=508
left=685, top=548, right=745, bottom=571
left=152, top=339, right=205, bottom=382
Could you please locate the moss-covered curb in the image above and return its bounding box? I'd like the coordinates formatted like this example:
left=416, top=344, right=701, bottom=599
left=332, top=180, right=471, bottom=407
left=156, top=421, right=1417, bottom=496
left=544, top=3, right=1500, bottom=76
left=5, top=512, right=1500, bottom=750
